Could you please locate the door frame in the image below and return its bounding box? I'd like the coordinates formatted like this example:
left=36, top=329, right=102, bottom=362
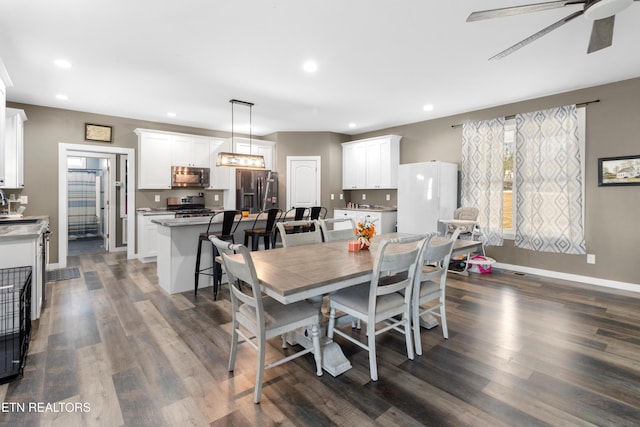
left=58, top=143, right=136, bottom=268
left=286, top=156, right=321, bottom=210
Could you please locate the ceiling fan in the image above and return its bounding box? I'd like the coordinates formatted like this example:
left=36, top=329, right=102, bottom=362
left=467, top=0, right=639, bottom=60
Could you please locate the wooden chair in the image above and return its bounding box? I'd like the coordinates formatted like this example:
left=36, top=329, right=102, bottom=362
left=410, top=229, right=460, bottom=354
left=243, top=208, right=282, bottom=251
left=276, top=220, right=322, bottom=247
left=327, top=234, right=428, bottom=381
left=319, top=217, right=355, bottom=242
left=209, top=236, right=323, bottom=404
left=194, top=210, right=241, bottom=298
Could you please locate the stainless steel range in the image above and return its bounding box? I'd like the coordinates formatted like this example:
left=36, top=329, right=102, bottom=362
left=167, top=196, right=214, bottom=218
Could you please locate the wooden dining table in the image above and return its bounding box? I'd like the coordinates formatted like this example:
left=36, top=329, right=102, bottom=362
left=225, top=232, right=484, bottom=375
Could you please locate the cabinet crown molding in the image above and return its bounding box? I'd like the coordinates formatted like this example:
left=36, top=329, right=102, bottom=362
left=341, top=134, right=402, bottom=147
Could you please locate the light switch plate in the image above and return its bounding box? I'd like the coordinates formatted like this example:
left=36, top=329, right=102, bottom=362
left=154, top=195, right=160, bottom=202
left=587, top=254, right=596, bottom=264
left=20, top=195, right=28, bottom=204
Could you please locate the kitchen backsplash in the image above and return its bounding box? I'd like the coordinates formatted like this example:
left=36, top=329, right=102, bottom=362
left=342, top=189, right=397, bottom=209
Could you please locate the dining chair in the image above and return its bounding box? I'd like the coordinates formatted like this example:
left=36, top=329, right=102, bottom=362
left=318, top=217, right=356, bottom=242
left=410, top=228, right=460, bottom=355
left=309, top=206, right=328, bottom=221
left=209, top=236, right=323, bottom=404
left=327, top=234, right=428, bottom=381
left=276, top=220, right=322, bottom=247
left=243, top=208, right=282, bottom=251
left=194, top=210, right=241, bottom=298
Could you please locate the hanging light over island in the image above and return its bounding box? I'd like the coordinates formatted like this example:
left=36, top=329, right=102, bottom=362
left=216, top=99, right=266, bottom=169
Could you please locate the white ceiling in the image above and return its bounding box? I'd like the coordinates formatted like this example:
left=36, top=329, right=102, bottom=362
left=1, top=0, right=639, bottom=136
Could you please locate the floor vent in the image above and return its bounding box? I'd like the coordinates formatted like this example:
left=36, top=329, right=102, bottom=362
left=46, top=267, right=81, bottom=282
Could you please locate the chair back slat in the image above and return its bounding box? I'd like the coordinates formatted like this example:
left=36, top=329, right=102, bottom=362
left=319, top=217, right=356, bottom=242
left=277, top=220, right=322, bottom=247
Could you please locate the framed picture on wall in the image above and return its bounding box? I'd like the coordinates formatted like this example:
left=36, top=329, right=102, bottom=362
left=85, top=123, right=113, bottom=142
left=598, top=155, right=640, bottom=187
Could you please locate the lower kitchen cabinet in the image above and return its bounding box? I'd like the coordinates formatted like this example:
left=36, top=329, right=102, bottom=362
left=333, top=209, right=397, bottom=234
left=137, top=212, right=175, bottom=263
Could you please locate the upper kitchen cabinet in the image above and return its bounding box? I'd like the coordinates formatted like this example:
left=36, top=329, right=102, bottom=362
left=1, top=108, right=27, bottom=189
left=0, top=59, right=13, bottom=188
left=135, top=129, right=173, bottom=189
left=209, top=138, right=231, bottom=189
left=172, top=134, right=210, bottom=167
left=232, top=137, right=275, bottom=170
left=342, top=135, right=401, bottom=189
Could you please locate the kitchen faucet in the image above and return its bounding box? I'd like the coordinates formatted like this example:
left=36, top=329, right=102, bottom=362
left=0, top=189, right=6, bottom=207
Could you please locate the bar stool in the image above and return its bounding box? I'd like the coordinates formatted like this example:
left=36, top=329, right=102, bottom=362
left=194, top=210, right=241, bottom=298
left=243, top=208, right=282, bottom=251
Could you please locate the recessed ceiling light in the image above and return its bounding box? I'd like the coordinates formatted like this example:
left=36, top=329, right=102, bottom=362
left=348, top=123, right=357, bottom=128
left=56, top=94, right=69, bottom=100
left=423, top=104, right=434, bottom=112
left=54, top=59, right=72, bottom=69
left=303, top=60, right=318, bottom=73
left=167, top=112, right=176, bottom=117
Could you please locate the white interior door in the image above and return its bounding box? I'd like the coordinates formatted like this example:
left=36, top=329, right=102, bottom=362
left=286, top=156, right=321, bottom=210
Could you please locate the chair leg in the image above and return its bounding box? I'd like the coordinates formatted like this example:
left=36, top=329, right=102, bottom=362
left=254, top=335, right=267, bottom=404
left=212, top=245, right=220, bottom=300
left=440, top=299, right=448, bottom=339
left=228, top=324, right=238, bottom=372
left=367, top=322, right=378, bottom=381
left=252, top=236, right=259, bottom=251
left=244, top=233, right=249, bottom=247
left=264, top=235, right=270, bottom=250
left=311, top=323, right=323, bottom=377
left=194, top=239, right=203, bottom=295
left=404, top=313, right=414, bottom=361
left=413, top=303, right=423, bottom=356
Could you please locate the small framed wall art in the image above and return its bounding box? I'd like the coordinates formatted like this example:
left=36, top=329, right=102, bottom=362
left=597, top=154, right=640, bottom=187
left=85, top=123, right=113, bottom=142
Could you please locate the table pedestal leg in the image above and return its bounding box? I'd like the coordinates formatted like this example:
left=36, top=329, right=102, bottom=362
left=289, top=329, right=352, bottom=377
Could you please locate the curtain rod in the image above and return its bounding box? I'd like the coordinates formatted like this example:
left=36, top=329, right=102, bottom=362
left=450, top=99, right=600, bottom=128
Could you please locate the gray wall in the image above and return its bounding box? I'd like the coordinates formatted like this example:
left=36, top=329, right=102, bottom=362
left=9, top=75, right=640, bottom=285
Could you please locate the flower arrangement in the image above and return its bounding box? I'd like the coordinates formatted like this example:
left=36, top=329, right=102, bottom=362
left=355, top=218, right=376, bottom=249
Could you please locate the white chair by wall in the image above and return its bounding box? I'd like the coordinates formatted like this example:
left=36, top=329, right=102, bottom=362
left=209, top=236, right=323, bottom=404
left=319, top=217, right=356, bottom=242
left=326, top=234, right=428, bottom=381
left=410, top=228, right=460, bottom=355
left=276, top=220, right=322, bottom=247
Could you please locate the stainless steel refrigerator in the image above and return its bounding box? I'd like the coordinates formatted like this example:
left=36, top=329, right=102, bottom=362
left=397, top=161, right=458, bottom=235
left=236, top=170, right=278, bottom=213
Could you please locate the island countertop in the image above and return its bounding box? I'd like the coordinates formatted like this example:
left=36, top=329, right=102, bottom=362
left=0, top=216, right=50, bottom=238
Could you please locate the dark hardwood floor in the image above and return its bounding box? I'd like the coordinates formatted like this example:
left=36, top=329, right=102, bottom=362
left=2, top=251, right=640, bottom=426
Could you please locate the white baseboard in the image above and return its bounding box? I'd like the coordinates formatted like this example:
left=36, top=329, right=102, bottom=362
left=494, top=262, right=640, bottom=293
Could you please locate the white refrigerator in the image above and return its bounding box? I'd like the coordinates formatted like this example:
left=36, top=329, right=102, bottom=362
left=397, top=161, right=458, bottom=235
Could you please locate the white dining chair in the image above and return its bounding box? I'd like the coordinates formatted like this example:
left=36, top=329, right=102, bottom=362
left=319, top=217, right=356, bottom=242
left=327, top=234, right=428, bottom=381
left=410, top=228, right=461, bottom=355
left=209, top=236, right=323, bottom=404
left=276, top=220, right=322, bottom=247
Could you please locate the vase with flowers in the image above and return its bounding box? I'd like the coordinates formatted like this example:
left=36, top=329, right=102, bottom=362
left=355, top=218, right=376, bottom=250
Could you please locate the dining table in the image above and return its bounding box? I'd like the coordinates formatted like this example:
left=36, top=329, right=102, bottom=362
left=225, top=232, right=484, bottom=375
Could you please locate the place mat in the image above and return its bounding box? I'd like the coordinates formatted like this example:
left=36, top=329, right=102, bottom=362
left=47, top=267, right=81, bottom=282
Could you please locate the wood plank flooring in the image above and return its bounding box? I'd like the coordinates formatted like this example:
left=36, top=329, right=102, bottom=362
left=2, top=251, right=640, bottom=426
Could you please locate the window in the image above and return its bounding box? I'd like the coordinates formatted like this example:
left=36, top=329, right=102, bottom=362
left=502, top=119, right=515, bottom=235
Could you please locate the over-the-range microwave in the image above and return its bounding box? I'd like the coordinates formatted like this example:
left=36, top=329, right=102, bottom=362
left=171, top=166, right=210, bottom=188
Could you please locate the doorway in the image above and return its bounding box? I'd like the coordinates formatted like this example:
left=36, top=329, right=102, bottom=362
left=66, top=154, right=112, bottom=256
left=58, top=143, right=136, bottom=269
left=286, top=156, right=321, bottom=210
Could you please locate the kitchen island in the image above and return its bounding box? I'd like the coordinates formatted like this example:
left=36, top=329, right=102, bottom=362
left=152, top=213, right=273, bottom=294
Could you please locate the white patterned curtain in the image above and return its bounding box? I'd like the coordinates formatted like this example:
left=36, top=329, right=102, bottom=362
left=515, top=105, right=586, bottom=254
left=461, top=118, right=504, bottom=246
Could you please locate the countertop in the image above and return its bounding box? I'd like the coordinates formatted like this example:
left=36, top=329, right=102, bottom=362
left=0, top=216, right=50, bottom=239
left=336, top=207, right=397, bottom=212
left=136, top=207, right=225, bottom=216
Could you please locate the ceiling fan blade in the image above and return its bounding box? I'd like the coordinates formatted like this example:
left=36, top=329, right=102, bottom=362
left=467, top=0, right=585, bottom=22
left=587, top=16, right=615, bottom=53
left=489, top=10, right=584, bottom=60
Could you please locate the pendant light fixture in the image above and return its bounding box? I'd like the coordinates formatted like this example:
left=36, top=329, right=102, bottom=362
left=216, top=99, right=266, bottom=169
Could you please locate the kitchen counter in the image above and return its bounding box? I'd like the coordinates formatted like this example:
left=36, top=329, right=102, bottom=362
left=340, top=206, right=397, bottom=213
left=0, top=216, right=50, bottom=238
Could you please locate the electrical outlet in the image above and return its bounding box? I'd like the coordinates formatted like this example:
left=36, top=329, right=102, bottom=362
left=362, top=194, right=366, bottom=200
left=19, top=195, right=28, bottom=204
left=386, top=194, right=390, bottom=201
left=154, top=195, right=160, bottom=202
left=339, top=194, right=343, bottom=200
left=587, top=254, right=596, bottom=264
left=214, top=194, right=219, bottom=201
left=330, top=193, right=334, bottom=200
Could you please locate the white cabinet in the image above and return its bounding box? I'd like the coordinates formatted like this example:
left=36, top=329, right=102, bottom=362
left=0, top=63, right=13, bottom=188
left=135, top=129, right=172, bottom=189
left=137, top=212, right=174, bottom=263
left=172, top=135, right=210, bottom=167
left=333, top=209, right=397, bottom=234
left=209, top=138, right=231, bottom=189
left=1, top=108, right=26, bottom=188
left=233, top=137, right=275, bottom=170
left=342, top=135, right=401, bottom=190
